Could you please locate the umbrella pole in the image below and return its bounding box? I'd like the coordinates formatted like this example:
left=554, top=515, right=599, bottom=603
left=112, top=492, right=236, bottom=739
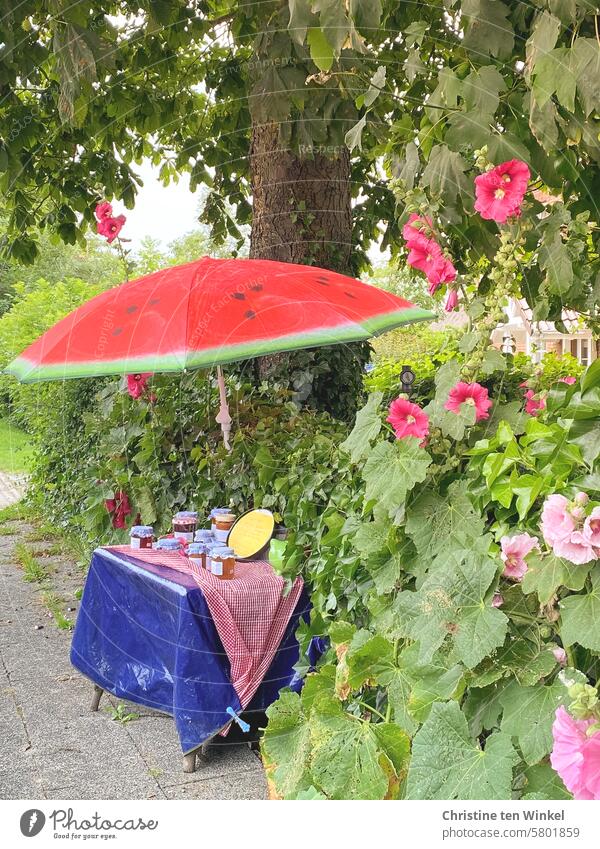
left=215, top=365, right=232, bottom=451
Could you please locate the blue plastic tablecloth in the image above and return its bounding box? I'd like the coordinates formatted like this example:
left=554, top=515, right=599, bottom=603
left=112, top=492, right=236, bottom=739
left=70, top=547, right=313, bottom=753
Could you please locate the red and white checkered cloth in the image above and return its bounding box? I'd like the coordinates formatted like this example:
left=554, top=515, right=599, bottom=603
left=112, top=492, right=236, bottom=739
left=105, top=546, right=304, bottom=708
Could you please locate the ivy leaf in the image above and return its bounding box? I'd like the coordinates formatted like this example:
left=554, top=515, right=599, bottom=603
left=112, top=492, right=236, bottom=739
left=307, top=27, right=334, bottom=72
left=341, top=391, right=382, bottom=462
left=559, top=566, right=600, bottom=652
left=422, top=145, right=472, bottom=204
left=393, top=549, right=507, bottom=667
left=262, top=692, right=312, bottom=798
left=462, top=0, right=515, bottom=60
left=362, top=438, right=432, bottom=522
left=406, top=701, right=516, bottom=800
left=521, top=551, right=591, bottom=605
left=500, top=678, right=569, bottom=765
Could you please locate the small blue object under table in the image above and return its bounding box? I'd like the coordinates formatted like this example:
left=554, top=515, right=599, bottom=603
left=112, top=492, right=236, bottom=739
left=70, top=547, right=313, bottom=771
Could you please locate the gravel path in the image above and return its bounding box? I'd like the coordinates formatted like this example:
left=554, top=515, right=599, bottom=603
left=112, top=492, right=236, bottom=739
left=0, top=519, right=268, bottom=800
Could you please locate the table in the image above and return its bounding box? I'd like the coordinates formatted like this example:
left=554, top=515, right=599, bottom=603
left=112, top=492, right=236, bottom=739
left=70, top=547, right=314, bottom=771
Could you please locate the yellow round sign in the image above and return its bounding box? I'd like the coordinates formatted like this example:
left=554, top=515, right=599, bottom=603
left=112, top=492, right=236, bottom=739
left=228, top=509, right=275, bottom=559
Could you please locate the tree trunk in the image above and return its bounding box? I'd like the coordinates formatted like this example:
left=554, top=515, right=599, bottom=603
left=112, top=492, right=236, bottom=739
left=249, top=123, right=352, bottom=272
left=248, top=123, right=368, bottom=419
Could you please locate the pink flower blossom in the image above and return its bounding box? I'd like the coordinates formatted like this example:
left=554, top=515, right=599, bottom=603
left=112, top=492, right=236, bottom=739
left=444, top=382, right=492, bottom=422
left=429, top=257, right=457, bottom=290
left=583, top=506, right=600, bottom=550
left=541, top=494, right=597, bottom=565
left=474, top=159, right=530, bottom=223
left=444, top=288, right=459, bottom=312
left=97, top=213, right=126, bottom=244
left=492, top=593, right=504, bottom=608
left=523, top=388, right=546, bottom=416
left=127, top=373, right=152, bottom=399
left=551, top=707, right=600, bottom=799
left=387, top=397, right=429, bottom=444
left=407, top=236, right=444, bottom=279
left=553, top=647, right=567, bottom=667
left=95, top=201, right=113, bottom=221
left=500, top=533, right=539, bottom=580
left=560, top=376, right=577, bottom=385
left=402, top=214, right=434, bottom=246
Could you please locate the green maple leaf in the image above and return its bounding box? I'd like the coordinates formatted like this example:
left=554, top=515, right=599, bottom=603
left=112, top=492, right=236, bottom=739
left=362, top=438, right=432, bottom=522
left=462, top=0, right=515, bottom=60
left=406, top=701, right=516, bottom=800
left=340, top=391, right=383, bottom=462
left=262, top=692, right=312, bottom=798
left=421, top=144, right=472, bottom=204
left=500, top=678, right=570, bottom=765
left=521, top=551, right=591, bottom=605
left=559, top=565, right=600, bottom=651
left=393, top=549, right=507, bottom=667
left=532, top=47, right=577, bottom=112
left=573, top=38, right=600, bottom=116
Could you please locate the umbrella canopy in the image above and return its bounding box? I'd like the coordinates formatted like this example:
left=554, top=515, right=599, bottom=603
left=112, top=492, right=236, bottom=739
left=5, top=256, right=433, bottom=383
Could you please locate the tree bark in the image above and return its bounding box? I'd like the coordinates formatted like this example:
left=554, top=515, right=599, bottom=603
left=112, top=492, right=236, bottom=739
left=248, top=122, right=369, bottom=418
left=249, top=122, right=352, bottom=272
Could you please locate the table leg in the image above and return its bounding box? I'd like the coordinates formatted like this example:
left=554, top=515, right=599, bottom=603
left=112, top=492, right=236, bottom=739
left=91, top=684, right=104, bottom=711
left=182, top=750, right=198, bottom=773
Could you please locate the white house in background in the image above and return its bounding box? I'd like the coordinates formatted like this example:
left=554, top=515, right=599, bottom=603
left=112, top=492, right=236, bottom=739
left=491, top=299, right=598, bottom=366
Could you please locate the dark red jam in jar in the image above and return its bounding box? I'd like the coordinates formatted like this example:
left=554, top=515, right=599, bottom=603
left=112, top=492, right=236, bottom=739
left=129, top=525, right=154, bottom=550
left=172, top=511, right=198, bottom=542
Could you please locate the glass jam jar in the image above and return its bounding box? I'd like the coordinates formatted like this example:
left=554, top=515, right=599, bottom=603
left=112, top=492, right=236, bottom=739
left=213, top=512, right=236, bottom=543
left=194, top=529, right=214, bottom=545
left=187, top=542, right=206, bottom=569
left=129, top=525, right=154, bottom=550
left=172, top=511, right=198, bottom=542
left=210, top=546, right=235, bottom=580
left=156, top=537, right=182, bottom=552
left=209, top=507, right=230, bottom=529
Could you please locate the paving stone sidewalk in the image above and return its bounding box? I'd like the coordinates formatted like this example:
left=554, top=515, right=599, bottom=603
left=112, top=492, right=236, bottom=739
left=0, top=517, right=268, bottom=800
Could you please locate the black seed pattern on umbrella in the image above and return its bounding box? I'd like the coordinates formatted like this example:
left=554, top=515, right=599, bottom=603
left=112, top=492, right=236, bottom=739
left=249, top=283, right=263, bottom=291
left=149, top=298, right=160, bottom=305
left=245, top=310, right=257, bottom=319
left=126, top=305, right=138, bottom=313
left=316, top=276, right=329, bottom=285
left=345, top=291, right=357, bottom=299
left=113, top=327, right=123, bottom=336
left=231, top=292, right=246, bottom=300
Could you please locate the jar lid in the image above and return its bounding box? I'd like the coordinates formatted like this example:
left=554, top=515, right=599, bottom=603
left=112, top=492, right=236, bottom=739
left=217, top=546, right=235, bottom=556
left=187, top=543, right=205, bottom=554
left=156, top=538, right=181, bottom=550
left=209, top=507, right=230, bottom=517
left=174, top=511, right=198, bottom=519
left=194, top=530, right=214, bottom=541
left=129, top=525, right=154, bottom=537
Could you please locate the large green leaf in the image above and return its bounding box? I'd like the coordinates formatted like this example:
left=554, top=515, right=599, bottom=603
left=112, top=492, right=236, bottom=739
left=362, top=438, right=432, bottom=522
left=500, top=678, right=570, bottom=765
left=393, top=548, right=507, bottom=667
left=340, top=391, right=383, bottom=462
left=262, top=692, right=312, bottom=798
left=521, top=551, right=592, bottom=605
left=406, top=701, right=516, bottom=799
left=573, top=38, right=600, bottom=116
left=532, top=47, right=577, bottom=111
left=462, top=0, right=514, bottom=60
left=306, top=27, right=334, bottom=72
left=559, top=565, right=600, bottom=651
left=539, top=230, right=574, bottom=295
left=421, top=145, right=471, bottom=204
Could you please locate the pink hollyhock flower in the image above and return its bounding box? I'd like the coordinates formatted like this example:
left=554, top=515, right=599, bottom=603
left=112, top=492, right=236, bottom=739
left=560, top=376, right=577, bottom=385
left=583, top=507, right=600, bottom=549
left=553, top=647, right=567, bottom=667
left=445, top=382, right=492, bottom=421
left=97, top=213, right=126, bottom=243
left=444, top=288, right=459, bottom=312
left=551, top=707, right=600, bottom=799
left=500, top=533, right=539, bottom=580
left=554, top=533, right=596, bottom=564
left=492, top=593, right=504, bottom=608
left=104, top=490, right=131, bottom=530
left=387, top=397, right=429, bottom=444
left=428, top=257, right=457, bottom=290
left=95, top=201, right=113, bottom=221
left=407, top=236, right=444, bottom=279
left=474, top=159, right=530, bottom=223
left=541, top=494, right=576, bottom=547
left=402, top=214, right=434, bottom=246
left=523, top=388, right=546, bottom=416
left=127, top=372, right=152, bottom=399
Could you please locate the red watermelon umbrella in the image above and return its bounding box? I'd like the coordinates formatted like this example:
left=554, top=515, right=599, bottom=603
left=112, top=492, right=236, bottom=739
left=5, top=256, right=433, bottom=445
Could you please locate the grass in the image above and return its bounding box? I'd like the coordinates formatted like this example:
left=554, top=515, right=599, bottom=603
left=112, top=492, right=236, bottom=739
left=41, top=590, right=73, bottom=630
left=0, top=501, right=34, bottom=523
left=0, top=418, right=32, bottom=473
left=14, top=542, right=49, bottom=583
